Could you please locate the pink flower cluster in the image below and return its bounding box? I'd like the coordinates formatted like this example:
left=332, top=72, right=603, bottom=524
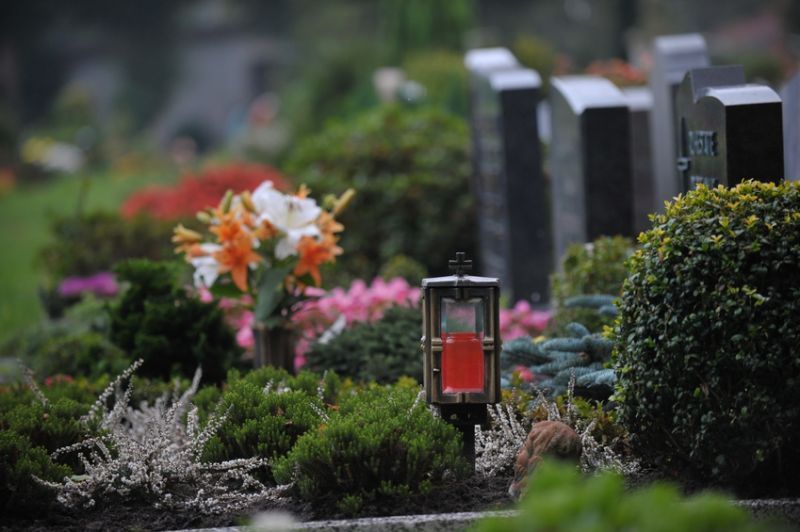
left=207, top=277, right=421, bottom=370
left=58, top=272, right=119, bottom=298
left=500, top=300, right=551, bottom=341
left=292, top=277, right=421, bottom=367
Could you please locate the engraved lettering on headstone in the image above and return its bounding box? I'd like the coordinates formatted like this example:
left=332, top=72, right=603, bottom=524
left=689, top=175, right=719, bottom=188
left=687, top=130, right=717, bottom=157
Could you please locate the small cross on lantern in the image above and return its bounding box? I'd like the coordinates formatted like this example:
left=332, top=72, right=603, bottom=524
left=449, top=252, right=472, bottom=276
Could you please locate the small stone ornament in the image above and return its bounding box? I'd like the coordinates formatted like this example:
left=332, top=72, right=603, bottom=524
left=509, top=420, right=582, bottom=499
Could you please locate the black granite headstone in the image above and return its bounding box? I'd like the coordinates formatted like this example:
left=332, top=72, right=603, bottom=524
left=649, top=34, right=709, bottom=207
left=465, top=48, right=550, bottom=305
left=623, top=87, right=654, bottom=234
left=676, top=65, right=783, bottom=191
left=781, top=71, right=800, bottom=181
left=549, top=76, right=633, bottom=266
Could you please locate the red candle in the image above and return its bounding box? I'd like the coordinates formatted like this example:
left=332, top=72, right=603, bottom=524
left=441, top=331, right=484, bottom=393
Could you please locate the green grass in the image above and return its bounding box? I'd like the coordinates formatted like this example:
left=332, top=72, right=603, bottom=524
left=0, top=170, right=174, bottom=343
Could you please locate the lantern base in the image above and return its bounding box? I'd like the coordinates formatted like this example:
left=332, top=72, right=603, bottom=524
left=437, top=404, right=490, bottom=471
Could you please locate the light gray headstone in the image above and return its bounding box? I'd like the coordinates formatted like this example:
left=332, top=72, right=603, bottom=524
left=649, top=33, right=709, bottom=208
left=549, top=75, right=633, bottom=267
left=782, top=71, right=800, bottom=181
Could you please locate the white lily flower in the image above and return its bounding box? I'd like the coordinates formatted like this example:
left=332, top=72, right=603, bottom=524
left=190, top=243, right=222, bottom=288
left=251, top=181, right=321, bottom=259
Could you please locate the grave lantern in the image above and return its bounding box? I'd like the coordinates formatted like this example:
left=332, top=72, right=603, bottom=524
left=421, top=252, right=501, bottom=466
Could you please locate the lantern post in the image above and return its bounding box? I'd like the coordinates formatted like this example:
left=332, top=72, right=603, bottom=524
left=421, top=252, right=501, bottom=469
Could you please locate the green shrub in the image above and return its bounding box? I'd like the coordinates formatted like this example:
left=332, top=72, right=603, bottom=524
left=273, top=384, right=469, bottom=516
left=614, top=181, right=800, bottom=493
left=109, top=259, right=241, bottom=383
left=403, top=50, right=469, bottom=117
left=1, top=296, right=123, bottom=380
left=201, top=367, right=340, bottom=481
left=22, top=332, right=128, bottom=381
left=279, top=43, right=380, bottom=145
left=38, top=211, right=174, bottom=280
left=475, top=460, right=767, bottom=532
left=550, top=236, right=632, bottom=333
left=512, top=36, right=558, bottom=92
left=0, top=381, right=96, bottom=515
left=285, top=105, right=475, bottom=280
left=304, top=305, right=422, bottom=384
left=378, top=254, right=429, bottom=284
left=382, top=0, right=474, bottom=62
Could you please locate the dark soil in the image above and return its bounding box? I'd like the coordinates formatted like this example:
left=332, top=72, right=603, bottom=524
left=1, top=472, right=515, bottom=531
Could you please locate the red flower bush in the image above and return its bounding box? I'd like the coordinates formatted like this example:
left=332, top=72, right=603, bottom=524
left=585, top=58, right=646, bottom=87
left=121, top=163, right=290, bottom=220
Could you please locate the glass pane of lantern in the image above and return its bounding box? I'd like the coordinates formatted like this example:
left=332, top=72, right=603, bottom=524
left=441, top=298, right=484, bottom=394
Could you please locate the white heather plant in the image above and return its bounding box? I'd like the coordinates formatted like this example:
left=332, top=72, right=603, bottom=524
left=476, top=375, right=638, bottom=478
left=34, top=360, right=290, bottom=515
left=533, top=375, right=639, bottom=476
left=475, top=402, right=532, bottom=478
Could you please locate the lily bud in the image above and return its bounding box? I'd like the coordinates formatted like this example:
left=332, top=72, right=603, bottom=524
left=322, top=194, right=337, bottom=210
left=240, top=190, right=257, bottom=213
left=196, top=211, right=212, bottom=224
left=219, top=189, right=234, bottom=213
left=332, top=188, right=356, bottom=217
left=172, top=224, right=203, bottom=244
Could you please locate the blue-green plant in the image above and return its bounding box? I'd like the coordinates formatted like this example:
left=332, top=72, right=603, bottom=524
left=550, top=236, right=632, bottom=333
left=502, top=304, right=616, bottom=400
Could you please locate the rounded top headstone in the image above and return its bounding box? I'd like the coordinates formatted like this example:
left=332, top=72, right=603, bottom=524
left=704, top=85, right=781, bottom=106
left=464, top=47, right=519, bottom=74
left=622, top=86, right=653, bottom=111
left=489, top=68, right=542, bottom=91
left=550, top=75, right=628, bottom=114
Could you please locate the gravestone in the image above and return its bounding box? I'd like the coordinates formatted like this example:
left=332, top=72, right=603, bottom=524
left=782, top=71, right=800, bottom=181
left=548, top=75, right=633, bottom=266
left=676, top=65, right=783, bottom=191
left=649, top=34, right=710, bottom=207
left=464, top=47, right=519, bottom=204
left=465, top=48, right=550, bottom=305
left=623, top=86, right=654, bottom=234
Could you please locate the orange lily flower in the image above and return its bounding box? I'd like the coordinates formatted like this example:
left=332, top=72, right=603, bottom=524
left=210, top=209, right=256, bottom=244
left=213, top=235, right=262, bottom=291
left=294, top=235, right=342, bottom=286
left=317, top=211, right=344, bottom=237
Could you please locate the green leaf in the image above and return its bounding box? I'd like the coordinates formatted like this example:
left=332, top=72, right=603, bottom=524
left=255, top=265, right=293, bottom=322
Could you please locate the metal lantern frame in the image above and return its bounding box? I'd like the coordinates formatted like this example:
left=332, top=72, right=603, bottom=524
left=421, top=253, right=501, bottom=411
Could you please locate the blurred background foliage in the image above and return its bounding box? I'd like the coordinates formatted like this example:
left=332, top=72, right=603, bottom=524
left=1, top=0, right=799, bottom=342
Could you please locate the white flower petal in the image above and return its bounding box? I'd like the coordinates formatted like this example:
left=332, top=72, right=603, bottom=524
left=190, top=256, right=220, bottom=288
left=274, top=237, right=297, bottom=260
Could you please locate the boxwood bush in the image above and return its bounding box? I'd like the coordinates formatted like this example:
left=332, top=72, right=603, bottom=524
left=285, top=105, right=475, bottom=280
left=273, top=384, right=468, bottom=516
left=303, top=305, right=422, bottom=384
left=614, top=181, right=800, bottom=493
